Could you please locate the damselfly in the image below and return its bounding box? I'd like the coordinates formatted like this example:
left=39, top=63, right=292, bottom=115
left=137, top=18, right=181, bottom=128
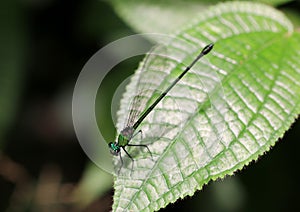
left=109, top=43, right=214, bottom=173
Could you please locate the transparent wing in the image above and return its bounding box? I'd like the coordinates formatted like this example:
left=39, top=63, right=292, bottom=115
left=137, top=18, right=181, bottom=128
left=118, top=41, right=226, bottom=142
left=118, top=42, right=203, bottom=133
left=118, top=45, right=171, bottom=130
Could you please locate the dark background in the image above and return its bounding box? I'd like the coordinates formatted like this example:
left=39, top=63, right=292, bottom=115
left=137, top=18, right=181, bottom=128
left=1, top=0, right=300, bottom=211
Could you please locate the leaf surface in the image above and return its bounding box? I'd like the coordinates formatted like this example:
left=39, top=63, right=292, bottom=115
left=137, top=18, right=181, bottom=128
left=113, top=2, right=300, bottom=211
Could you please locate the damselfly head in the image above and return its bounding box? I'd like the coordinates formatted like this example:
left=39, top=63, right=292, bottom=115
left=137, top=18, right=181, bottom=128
left=109, top=142, right=120, bottom=156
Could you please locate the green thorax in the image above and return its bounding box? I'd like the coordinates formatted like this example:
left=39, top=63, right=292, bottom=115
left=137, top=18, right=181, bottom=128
left=118, top=127, right=134, bottom=147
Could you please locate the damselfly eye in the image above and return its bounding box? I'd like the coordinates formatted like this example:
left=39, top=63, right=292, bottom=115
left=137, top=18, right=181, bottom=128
left=109, top=142, right=120, bottom=156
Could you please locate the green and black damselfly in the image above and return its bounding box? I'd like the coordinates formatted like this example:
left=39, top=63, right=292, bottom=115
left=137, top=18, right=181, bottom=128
left=109, top=43, right=214, bottom=173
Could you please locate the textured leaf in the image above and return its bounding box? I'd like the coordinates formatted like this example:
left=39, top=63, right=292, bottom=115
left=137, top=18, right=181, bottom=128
left=112, top=2, right=300, bottom=212
left=110, top=0, right=293, bottom=34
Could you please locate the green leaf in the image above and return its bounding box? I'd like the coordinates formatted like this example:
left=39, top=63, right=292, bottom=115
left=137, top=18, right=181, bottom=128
left=112, top=2, right=300, bottom=212
left=111, top=0, right=209, bottom=34
left=110, top=0, right=293, bottom=34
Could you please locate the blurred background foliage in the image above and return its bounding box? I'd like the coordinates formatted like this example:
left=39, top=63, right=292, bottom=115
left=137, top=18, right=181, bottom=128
left=0, top=0, right=300, bottom=211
